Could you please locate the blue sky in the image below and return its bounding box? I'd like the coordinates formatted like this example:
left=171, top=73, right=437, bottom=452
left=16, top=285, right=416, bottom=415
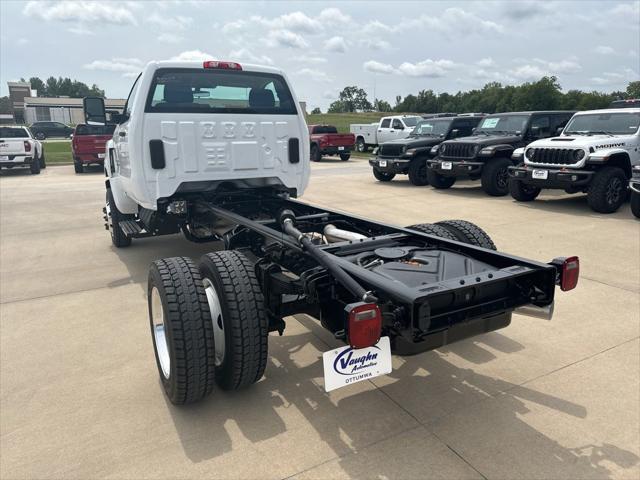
left=1, top=1, right=639, bottom=110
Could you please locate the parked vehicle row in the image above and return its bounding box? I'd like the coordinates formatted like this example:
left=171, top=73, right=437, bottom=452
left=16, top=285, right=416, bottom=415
left=370, top=108, right=640, bottom=215
left=0, top=126, right=46, bottom=174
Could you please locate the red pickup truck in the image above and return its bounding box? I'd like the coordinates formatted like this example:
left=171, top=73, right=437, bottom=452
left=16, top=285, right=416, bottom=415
left=308, top=125, right=355, bottom=162
left=71, top=124, right=116, bottom=173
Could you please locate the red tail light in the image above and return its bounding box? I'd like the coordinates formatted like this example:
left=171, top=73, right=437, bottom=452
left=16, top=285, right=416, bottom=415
left=203, top=60, right=242, bottom=70
left=24, top=141, right=31, bottom=152
left=346, top=302, right=382, bottom=349
left=552, top=256, right=579, bottom=291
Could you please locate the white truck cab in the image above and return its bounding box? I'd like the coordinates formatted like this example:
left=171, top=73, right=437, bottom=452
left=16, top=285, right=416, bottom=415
left=99, top=60, right=309, bottom=218
left=509, top=108, right=640, bottom=213
left=350, top=115, right=421, bottom=152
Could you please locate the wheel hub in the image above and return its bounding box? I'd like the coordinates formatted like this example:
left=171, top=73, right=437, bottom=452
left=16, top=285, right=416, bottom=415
left=151, top=287, right=171, bottom=379
left=606, top=177, right=623, bottom=205
left=497, top=168, right=509, bottom=189
left=203, top=278, right=225, bottom=366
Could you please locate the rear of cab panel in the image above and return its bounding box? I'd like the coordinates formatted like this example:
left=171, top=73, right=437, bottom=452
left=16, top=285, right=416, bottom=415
left=126, top=61, right=310, bottom=210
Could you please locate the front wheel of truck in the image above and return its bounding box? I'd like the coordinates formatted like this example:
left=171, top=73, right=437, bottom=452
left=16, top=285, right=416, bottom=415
left=408, top=159, right=429, bottom=186
left=509, top=178, right=541, bottom=202
left=340, top=153, right=350, bottom=161
left=587, top=167, right=627, bottom=213
left=631, top=191, right=640, bottom=218
left=481, top=157, right=511, bottom=196
left=148, top=257, right=216, bottom=405
left=426, top=169, right=455, bottom=189
left=199, top=251, right=268, bottom=391
left=373, top=169, right=395, bottom=182
left=105, top=189, right=132, bottom=248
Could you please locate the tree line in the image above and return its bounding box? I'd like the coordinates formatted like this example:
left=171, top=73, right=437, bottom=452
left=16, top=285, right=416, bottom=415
left=0, top=76, right=105, bottom=114
left=321, top=77, right=640, bottom=115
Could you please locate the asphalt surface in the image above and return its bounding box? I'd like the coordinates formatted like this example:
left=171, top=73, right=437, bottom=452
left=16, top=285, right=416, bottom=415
left=1, top=158, right=639, bottom=479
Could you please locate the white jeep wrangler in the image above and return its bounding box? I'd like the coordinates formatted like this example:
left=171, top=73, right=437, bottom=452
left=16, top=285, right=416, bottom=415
left=509, top=108, right=640, bottom=213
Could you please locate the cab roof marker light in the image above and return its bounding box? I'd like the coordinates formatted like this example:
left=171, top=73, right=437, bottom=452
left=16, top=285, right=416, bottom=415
left=203, top=61, right=242, bottom=70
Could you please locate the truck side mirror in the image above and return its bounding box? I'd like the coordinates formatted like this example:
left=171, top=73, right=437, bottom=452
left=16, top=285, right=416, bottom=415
left=471, top=127, right=477, bottom=135
left=83, top=97, right=106, bottom=125
left=529, top=126, right=541, bottom=138
left=450, top=129, right=459, bottom=138
left=556, top=127, right=564, bottom=135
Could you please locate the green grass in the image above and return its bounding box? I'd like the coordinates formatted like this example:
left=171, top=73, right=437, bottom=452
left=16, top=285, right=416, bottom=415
left=42, top=141, right=73, bottom=164
left=305, top=112, right=388, bottom=133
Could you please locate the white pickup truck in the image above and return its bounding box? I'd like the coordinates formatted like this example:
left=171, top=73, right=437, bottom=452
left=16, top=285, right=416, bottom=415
left=509, top=108, right=640, bottom=213
left=0, top=126, right=45, bottom=174
left=350, top=115, right=421, bottom=152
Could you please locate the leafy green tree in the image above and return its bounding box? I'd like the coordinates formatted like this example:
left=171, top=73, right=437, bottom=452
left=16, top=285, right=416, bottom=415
left=327, top=100, right=348, bottom=113
left=374, top=99, right=392, bottom=112
left=0, top=96, right=12, bottom=114
left=24, top=76, right=105, bottom=98
left=337, top=86, right=372, bottom=112
left=310, top=107, right=321, bottom=114
left=626, top=81, right=640, bottom=98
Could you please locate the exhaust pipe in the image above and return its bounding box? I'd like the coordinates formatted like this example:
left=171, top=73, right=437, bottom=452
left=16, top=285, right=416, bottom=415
left=323, top=224, right=367, bottom=243
left=514, top=302, right=554, bottom=321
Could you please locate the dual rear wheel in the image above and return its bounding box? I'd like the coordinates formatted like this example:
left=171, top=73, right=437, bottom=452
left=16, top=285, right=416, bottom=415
left=148, top=251, right=268, bottom=405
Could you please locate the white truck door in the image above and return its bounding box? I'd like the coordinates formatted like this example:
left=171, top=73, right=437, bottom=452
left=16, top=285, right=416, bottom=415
left=377, top=117, right=392, bottom=143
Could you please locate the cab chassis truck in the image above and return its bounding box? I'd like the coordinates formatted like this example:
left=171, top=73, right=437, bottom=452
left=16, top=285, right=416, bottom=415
left=85, top=60, right=579, bottom=405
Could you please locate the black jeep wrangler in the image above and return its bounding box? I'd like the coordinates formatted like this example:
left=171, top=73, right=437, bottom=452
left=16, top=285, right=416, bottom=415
left=369, top=116, right=483, bottom=186
left=427, top=111, right=575, bottom=195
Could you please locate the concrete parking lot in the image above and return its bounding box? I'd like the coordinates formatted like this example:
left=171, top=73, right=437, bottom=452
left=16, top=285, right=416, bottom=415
left=1, top=158, right=639, bottom=479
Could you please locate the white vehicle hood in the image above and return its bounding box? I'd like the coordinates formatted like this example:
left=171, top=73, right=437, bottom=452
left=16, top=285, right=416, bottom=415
left=526, top=135, right=631, bottom=151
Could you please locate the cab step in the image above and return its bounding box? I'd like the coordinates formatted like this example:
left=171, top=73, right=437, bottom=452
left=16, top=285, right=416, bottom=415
left=119, top=220, right=143, bottom=236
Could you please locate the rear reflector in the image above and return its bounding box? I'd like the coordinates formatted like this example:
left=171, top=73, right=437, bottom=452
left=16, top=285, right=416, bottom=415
left=203, top=61, right=242, bottom=70
left=346, top=302, right=382, bottom=349
left=560, top=256, right=579, bottom=291
left=24, top=141, right=31, bottom=152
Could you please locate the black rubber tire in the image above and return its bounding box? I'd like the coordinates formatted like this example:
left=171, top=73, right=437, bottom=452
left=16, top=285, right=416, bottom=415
left=373, top=168, right=395, bottom=182
left=148, top=257, right=216, bottom=405
left=339, top=153, right=351, bottom=161
left=310, top=144, right=322, bottom=162
left=30, top=156, right=41, bottom=174
left=408, top=159, right=429, bottom=186
left=587, top=167, right=627, bottom=213
left=405, top=223, right=457, bottom=240
left=106, top=189, right=132, bottom=247
left=39, top=150, right=46, bottom=169
left=199, top=251, right=268, bottom=391
left=74, top=160, right=83, bottom=174
left=481, top=157, right=512, bottom=196
left=356, top=137, right=368, bottom=153
left=509, top=178, right=541, bottom=202
left=426, top=169, right=455, bottom=189
left=436, top=219, right=497, bottom=250
left=631, top=191, right=640, bottom=219
left=35, top=132, right=46, bottom=140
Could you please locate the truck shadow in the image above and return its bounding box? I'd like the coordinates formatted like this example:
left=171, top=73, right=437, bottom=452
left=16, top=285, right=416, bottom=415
left=161, top=319, right=638, bottom=479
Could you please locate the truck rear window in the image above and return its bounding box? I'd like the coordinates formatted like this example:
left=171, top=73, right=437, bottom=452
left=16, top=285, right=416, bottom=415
left=312, top=126, right=338, bottom=134
left=75, top=125, right=117, bottom=135
left=145, top=68, right=298, bottom=115
left=0, top=127, right=29, bottom=138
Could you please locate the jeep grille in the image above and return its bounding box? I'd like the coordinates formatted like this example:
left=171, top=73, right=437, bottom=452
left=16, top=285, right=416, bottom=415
left=528, top=148, right=581, bottom=165
left=441, top=143, right=475, bottom=159
left=379, top=144, right=404, bottom=157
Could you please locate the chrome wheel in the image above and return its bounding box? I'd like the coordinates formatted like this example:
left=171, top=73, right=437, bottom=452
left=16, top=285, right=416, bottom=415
left=203, top=278, right=225, bottom=366
left=151, top=287, right=171, bottom=379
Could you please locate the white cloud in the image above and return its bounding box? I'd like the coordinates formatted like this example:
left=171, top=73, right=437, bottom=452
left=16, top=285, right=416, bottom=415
left=23, top=1, right=137, bottom=25
left=323, top=89, right=340, bottom=100
left=611, top=2, right=640, bottom=17
left=67, top=25, right=94, bottom=35
left=83, top=58, right=143, bottom=74
left=324, top=36, right=347, bottom=53
left=17, top=38, right=29, bottom=46
left=477, top=57, right=495, bottom=67
left=590, top=69, right=637, bottom=86
left=158, top=33, right=184, bottom=44
left=229, top=48, right=274, bottom=65
left=360, top=20, right=394, bottom=36
left=318, top=8, right=351, bottom=23
left=268, top=29, right=308, bottom=49
left=510, top=57, right=582, bottom=79
left=276, top=11, right=322, bottom=33
left=292, top=55, right=328, bottom=64
left=544, top=58, right=581, bottom=74
left=360, top=39, right=392, bottom=51
left=594, top=45, right=615, bottom=55
left=363, top=60, right=395, bottom=75
left=509, top=64, right=547, bottom=80
left=170, top=50, right=214, bottom=62
left=147, top=13, right=192, bottom=30
left=398, top=59, right=457, bottom=77
left=294, top=68, right=332, bottom=83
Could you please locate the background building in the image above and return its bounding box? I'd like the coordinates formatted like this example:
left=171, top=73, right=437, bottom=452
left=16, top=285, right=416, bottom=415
left=23, top=97, right=126, bottom=125
left=7, top=81, right=32, bottom=123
